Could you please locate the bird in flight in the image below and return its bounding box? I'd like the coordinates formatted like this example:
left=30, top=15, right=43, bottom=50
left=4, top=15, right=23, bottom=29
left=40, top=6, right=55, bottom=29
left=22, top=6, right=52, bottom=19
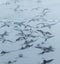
left=35, top=45, right=54, bottom=54
left=40, top=46, right=54, bottom=54
left=7, top=60, right=17, bottom=64
left=37, top=22, right=57, bottom=29
left=41, top=59, right=54, bottom=64
left=37, top=30, right=54, bottom=41
left=0, top=51, right=10, bottom=56
left=20, top=44, right=33, bottom=50
left=0, top=21, right=11, bottom=28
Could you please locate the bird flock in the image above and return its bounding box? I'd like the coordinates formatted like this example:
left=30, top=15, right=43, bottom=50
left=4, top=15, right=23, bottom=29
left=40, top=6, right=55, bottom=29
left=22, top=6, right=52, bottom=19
left=0, top=0, right=58, bottom=64
left=0, top=14, right=57, bottom=64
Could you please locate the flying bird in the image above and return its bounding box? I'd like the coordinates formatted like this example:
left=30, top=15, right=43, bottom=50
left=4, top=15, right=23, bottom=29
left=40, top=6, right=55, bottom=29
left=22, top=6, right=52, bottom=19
left=37, top=22, right=57, bottom=29
left=0, top=31, right=8, bottom=38
left=37, top=29, right=52, bottom=36
left=41, top=23, right=57, bottom=29
left=16, top=36, right=26, bottom=41
left=42, top=8, right=49, bottom=16
left=24, top=39, right=37, bottom=45
left=45, top=32, right=52, bottom=35
left=35, top=44, right=42, bottom=49
left=0, top=21, right=11, bottom=28
left=41, top=59, right=54, bottom=64
left=40, top=46, right=54, bottom=54
left=37, top=30, right=54, bottom=41
left=14, top=21, right=25, bottom=27
left=0, top=51, right=10, bottom=56
left=7, top=60, right=17, bottom=64
left=35, top=44, right=54, bottom=54
left=20, top=44, right=33, bottom=50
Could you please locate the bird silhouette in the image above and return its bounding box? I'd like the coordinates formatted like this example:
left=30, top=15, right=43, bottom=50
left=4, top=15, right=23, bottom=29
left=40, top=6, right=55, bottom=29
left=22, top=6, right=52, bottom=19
left=0, top=51, right=10, bottom=56
left=37, top=22, right=56, bottom=29
left=35, top=44, right=42, bottom=49
left=40, top=46, right=54, bottom=54
left=37, top=30, right=54, bottom=41
left=41, top=59, right=54, bottom=64
left=0, top=32, right=13, bottom=43
left=7, top=60, right=17, bottom=64
left=20, top=44, right=33, bottom=50
left=44, top=35, right=54, bottom=42
left=31, top=7, right=40, bottom=11
left=16, top=36, right=26, bottom=41
left=41, top=23, right=56, bottom=29
left=0, top=31, right=11, bottom=43
left=0, top=31, right=8, bottom=38
left=37, top=30, right=52, bottom=36
left=24, top=39, right=37, bottom=45
left=42, top=8, right=49, bottom=16
left=45, top=32, right=52, bottom=35
left=35, top=45, right=54, bottom=54
left=14, top=21, right=25, bottom=27
left=0, top=21, right=11, bottom=28
left=7, top=61, right=12, bottom=64
left=25, top=25, right=32, bottom=30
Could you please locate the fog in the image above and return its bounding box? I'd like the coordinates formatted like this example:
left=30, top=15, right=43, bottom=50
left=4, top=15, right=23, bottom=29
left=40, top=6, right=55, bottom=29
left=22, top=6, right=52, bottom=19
left=0, top=0, right=60, bottom=64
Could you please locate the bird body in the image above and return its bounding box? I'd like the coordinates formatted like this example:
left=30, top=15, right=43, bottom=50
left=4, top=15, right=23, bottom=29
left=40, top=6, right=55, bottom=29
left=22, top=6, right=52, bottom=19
left=40, top=46, right=54, bottom=54
left=41, top=59, right=54, bottom=64
left=35, top=44, right=54, bottom=54
left=37, top=30, right=54, bottom=41
left=20, top=44, right=33, bottom=50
